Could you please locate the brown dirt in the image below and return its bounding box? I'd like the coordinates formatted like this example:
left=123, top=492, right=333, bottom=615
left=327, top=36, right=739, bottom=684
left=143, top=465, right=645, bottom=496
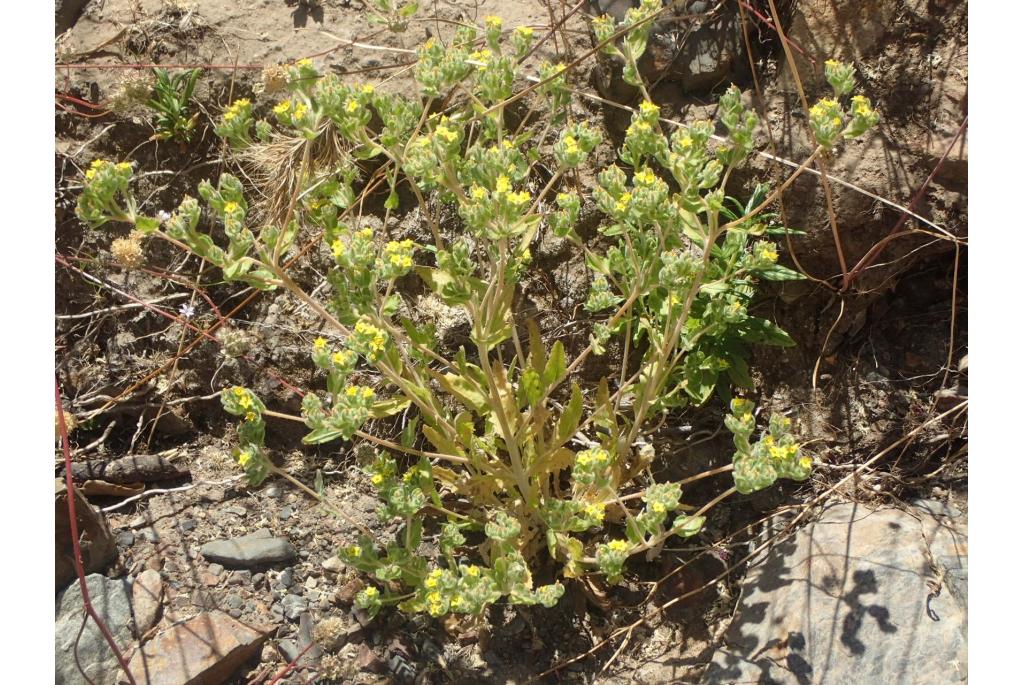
left=55, top=2, right=967, bottom=684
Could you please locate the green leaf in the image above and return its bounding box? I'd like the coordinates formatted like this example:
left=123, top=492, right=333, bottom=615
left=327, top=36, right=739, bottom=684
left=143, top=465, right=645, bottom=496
left=554, top=382, right=583, bottom=447
left=756, top=264, right=805, bottom=281
left=737, top=318, right=796, bottom=347
left=440, top=372, right=490, bottom=415
left=134, top=215, right=160, bottom=234
left=543, top=341, right=566, bottom=387
left=302, top=427, right=345, bottom=444
left=672, top=515, right=705, bottom=538
left=369, top=398, right=411, bottom=419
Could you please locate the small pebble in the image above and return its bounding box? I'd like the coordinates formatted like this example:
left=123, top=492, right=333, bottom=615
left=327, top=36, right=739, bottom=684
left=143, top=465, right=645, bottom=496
left=322, top=556, right=344, bottom=573
left=304, top=576, right=318, bottom=590
left=178, top=518, right=197, bottom=533
left=283, top=594, right=308, bottom=621
left=279, top=569, right=295, bottom=588
left=278, top=505, right=294, bottom=521
left=116, top=531, right=135, bottom=547
left=223, top=505, right=247, bottom=517
left=208, top=563, right=225, bottom=577
left=140, top=528, right=159, bottom=543
left=129, top=516, right=148, bottom=529
left=228, top=570, right=252, bottom=585
left=225, top=594, right=244, bottom=611
left=252, top=572, right=266, bottom=587
left=265, top=483, right=283, bottom=499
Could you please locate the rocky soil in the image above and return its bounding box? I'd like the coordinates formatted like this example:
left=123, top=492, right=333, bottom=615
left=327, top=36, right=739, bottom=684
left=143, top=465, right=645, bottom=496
left=55, top=1, right=967, bottom=683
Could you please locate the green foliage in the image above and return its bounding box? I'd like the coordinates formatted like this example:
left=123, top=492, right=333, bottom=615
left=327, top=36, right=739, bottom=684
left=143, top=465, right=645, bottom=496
left=76, top=23, right=879, bottom=622
left=146, top=68, right=201, bottom=142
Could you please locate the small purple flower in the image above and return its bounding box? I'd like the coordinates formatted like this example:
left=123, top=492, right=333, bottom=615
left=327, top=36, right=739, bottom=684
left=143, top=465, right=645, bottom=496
left=178, top=303, right=196, bottom=319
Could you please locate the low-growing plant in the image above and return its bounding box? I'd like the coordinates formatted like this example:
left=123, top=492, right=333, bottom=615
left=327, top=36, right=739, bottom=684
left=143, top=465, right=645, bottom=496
left=77, top=11, right=877, bottom=622
left=146, top=67, right=202, bottom=142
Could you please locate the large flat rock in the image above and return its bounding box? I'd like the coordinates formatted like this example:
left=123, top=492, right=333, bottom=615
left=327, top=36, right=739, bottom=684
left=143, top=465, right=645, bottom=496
left=703, top=500, right=967, bottom=684
left=55, top=574, right=136, bottom=685
left=128, top=611, right=271, bottom=685
left=200, top=528, right=296, bottom=567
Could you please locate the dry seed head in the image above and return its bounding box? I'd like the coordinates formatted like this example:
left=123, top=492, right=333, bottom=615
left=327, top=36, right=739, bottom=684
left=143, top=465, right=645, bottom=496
left=111, top=235, right=145, bottom=269
left=109, top=70, right=155, bottom=114
left=55, top=408, right=79, bottom=439
left=312, top=616, right=349, bottom=651
left=318, top=652, right=355, bottom=682
left=257, top=64, right=288, bottom=95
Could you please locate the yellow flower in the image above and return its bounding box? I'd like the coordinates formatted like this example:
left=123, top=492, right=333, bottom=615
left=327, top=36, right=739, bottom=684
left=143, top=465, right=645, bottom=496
left=232, top=386, right=246, bottom=396
left=345, top=99, right=359, bottom=114
left=614, top=192, right=632, bottom=214
left=763, top=435, right=775, bottom=447
left=424, top=576, right=438, bottom=588
left=346, top=386, right=359, bottom=397
left=331, top=351, right=347, bottom=365
left=607, top=539, right=629, bottom=553
left=314, top=337, right=328, bottom=350
left=678, top=135, right=693, bottom=149
left=465, top=565, right=480, bottom=578
left=244, top=411, right=257, bottom=422
left=832, top=116, right=842, bottom=126
left=295, top=58, right=312, bottom=68
left=515, top=26, right=534, bottom=39
left=825, top=59, right=841, bottom=69
left=238, top=394, right=253, bottom=409
left=238, top=451, right=252, bottom=467
left=371, top=473, right=384, bottom=485
left=223, top=201, right=239, bottom=214
left=586, top=503, right=605, bottom=521
left=361, top=387, right=374, bottom=400
left=485, top=16, right=502, bottom=29
left=634, top=168, right=656, bottom=185
left=363, top=586, right=379, bottom=598
left=371, top=334, right=385, bottom=350
left=224, top=110, right=237, bottom=122
left=427, top=591, right=441, bottom=603
left=652, top=502, right=666, bottom=514
left=361, top=84, right=374, bottom=95
left=293, top=102, right=308, bottom=120
left=450, top=596, right=462, bottom=608
left=563, top=135, right=579, bottom=153
left=115, top=162, right=132, bottom=172
left=274, top=99, right=292, bottom=115
left=799, top=456, right=812, bottom=470
left=435, top=125, right=458, bottom=143
left=639, top=101, right=659, bottom=116
left=495, top=175, right=511, bottom=194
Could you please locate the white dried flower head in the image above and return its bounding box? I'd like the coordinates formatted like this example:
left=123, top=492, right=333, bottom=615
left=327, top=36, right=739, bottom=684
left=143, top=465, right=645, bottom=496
left=109, top=70, right=154, bottom=114
left=312, top=616, right=349, bottom=651
left=256, top=64, right=288, bottom=95
left=111, top=235, right=145, bottom=269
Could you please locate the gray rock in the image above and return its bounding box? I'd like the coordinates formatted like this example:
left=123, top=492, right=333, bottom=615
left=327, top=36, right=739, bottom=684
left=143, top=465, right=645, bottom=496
left=208, top=562, right=225, bottom=576
left=252, top=572, right=266, bottom=587
left=703, top=501, right=968, bottom=684
left=55, top=574, right=135, bottom=685
left=178, top=518, right=197, bottom=532
left=116, top=531, right=135, bottom=548
left=139, top=527, right=159, bottom=543
left=201, top=530, right=297, bottom=567
left=229, top=570, right=253, bottom=585
left=282, top=594, right=308, bottom=621
left=279, top=568, right=295, bottom=588
left=265, top=483, right=284, bottom=499
left=322, top=555, right=345, bottom=573
left=278, top=505, right=294, bottom=521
